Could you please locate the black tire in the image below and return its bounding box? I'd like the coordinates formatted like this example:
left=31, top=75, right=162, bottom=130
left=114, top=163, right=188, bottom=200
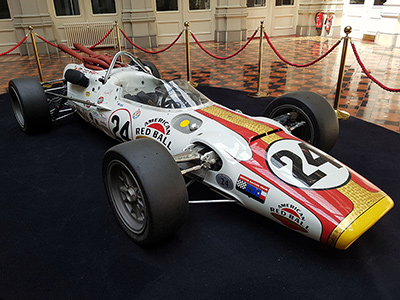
left=263, top=91, right=339, bottom=152
left=9, top=77, right=51, bottom=134
left=103, top=139, right=188, bottom=245
left=142, top=60, right=161, bottom=78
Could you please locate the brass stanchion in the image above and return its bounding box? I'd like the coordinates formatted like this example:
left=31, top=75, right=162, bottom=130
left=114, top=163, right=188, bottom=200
left=249, top=21, right=268, bottom=98
left=184, top=22, right=191, bottom=82
left=333, top=26, right=351, bottom=120
left=115, top=21, right=122, bottom=52
left=115, top=21, right=123, bottom=63
left=184, top=22, right=197, bottom=86
left=28, top=26, right=44, bottom=82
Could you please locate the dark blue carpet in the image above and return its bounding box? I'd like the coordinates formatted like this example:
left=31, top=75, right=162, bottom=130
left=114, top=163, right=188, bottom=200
left=0, top=85, right=399, bottom=299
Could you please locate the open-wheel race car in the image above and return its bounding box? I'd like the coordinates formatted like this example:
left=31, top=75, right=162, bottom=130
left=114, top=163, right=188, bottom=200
left=8, top=43, right=394, bottom=250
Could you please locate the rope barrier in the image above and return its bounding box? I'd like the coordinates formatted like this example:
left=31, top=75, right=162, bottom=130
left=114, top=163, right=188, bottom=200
left=351, top=41, right=400, bottom=93
left=3, top=23, right=400, bottom=96
left=88, top=27, right=114, bottom=50
left=36, top=34, right=59, bottom=48
left=119, top=28, right=183, bottom=54
left=191, top=29, right=258, bottom=60
left=37, top=27, right=114, bottom=50
left=0, top=34, right=29, bottom=56
left=264, top=32, right=342, bottom=68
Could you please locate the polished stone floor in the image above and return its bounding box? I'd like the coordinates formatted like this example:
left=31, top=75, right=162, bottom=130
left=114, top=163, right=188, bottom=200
left=1, top=35, right=399, bottom=133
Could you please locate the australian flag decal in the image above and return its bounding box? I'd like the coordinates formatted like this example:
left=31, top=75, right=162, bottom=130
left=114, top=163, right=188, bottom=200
left=236, top=174, right=269, bottom=204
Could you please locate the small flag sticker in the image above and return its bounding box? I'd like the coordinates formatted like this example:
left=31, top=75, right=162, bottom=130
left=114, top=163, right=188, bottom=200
left=236, top=174, right=269, bottom=203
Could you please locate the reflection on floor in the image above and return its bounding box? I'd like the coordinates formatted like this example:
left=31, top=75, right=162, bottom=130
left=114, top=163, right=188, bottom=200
left=1, top=35, right=399, bottom=133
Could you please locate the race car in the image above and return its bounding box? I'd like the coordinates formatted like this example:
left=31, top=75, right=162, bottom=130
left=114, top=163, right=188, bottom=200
left=8, top=44, right=394, bottom=249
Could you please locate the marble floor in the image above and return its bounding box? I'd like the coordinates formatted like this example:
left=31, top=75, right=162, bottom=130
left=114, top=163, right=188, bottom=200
left=1, top=34, right=399, bottom=133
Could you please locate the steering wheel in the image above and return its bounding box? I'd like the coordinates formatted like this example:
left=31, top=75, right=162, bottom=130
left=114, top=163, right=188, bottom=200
left=155, top=86, right=167, bottom=107
left=155, top=86, right=181, bottom=108
left=163, top=99, right=181, bottom=109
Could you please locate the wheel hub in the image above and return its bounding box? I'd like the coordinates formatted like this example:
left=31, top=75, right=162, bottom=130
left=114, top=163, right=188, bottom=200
left=108, top=161, right=147, bottom=233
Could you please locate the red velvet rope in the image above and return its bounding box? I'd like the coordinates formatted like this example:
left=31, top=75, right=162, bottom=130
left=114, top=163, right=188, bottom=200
left=264, top=32, right=342, bottom=68
left=36, top=34, right=59, bottom=48
left=0, top=35, right=28, bottom=56
left=191, top=29, right=258, bottom=60
left=351, top=42, right=400, bottom=93
left=88, top=27, right=114, bottom=49
left=37, top=27, right=114, bottom=50
left=120, top=28, right=183, bottom=54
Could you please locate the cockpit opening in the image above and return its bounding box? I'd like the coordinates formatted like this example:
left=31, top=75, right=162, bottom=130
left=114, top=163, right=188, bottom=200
left=123, top=78, right=210, bottom=109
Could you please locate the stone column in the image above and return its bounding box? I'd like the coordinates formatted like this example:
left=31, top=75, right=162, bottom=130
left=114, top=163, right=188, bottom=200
left=214, top=0, right=248, bottom=42
left=376, top=0, right=400, bottom=48
left=121, top=0, right=157, bottom=48
left=11, top=0, right=56, bottom=55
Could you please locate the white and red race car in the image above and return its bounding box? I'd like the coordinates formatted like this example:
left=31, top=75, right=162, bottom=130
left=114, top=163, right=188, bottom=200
left=8, top=46, right=394, bottom=249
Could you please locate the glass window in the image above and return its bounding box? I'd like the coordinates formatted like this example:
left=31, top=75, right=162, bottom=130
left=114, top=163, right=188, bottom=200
left=0, top=0, right=10, bottom=19
left=247, top=0, right=266, bottom=7
left=156, top=0, right=178, bottom=11
left=91, top=0, right=116, bottom=14
left=189, top=0, right=210, bottom=10
left=276, top=0, right=294, bottom=5
left=350, top=0, right=365, bottom=3
left=53, top=0, right=80, bottom=16
left=374, top=0, right=386, bottom=4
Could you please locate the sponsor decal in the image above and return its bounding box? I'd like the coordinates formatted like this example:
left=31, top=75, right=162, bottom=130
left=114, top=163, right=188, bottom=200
left=266, top=139, right=350, bottom=190
left=97, top=96, right=104, bottom=104
left=236, top=174, right=269, bottom=203
left=91, top=111, right=107, bottom=126
left=136, top=118, right=172, bottom=150
left=85, top=91, right=90, bottom=97
left=132, top=108, right=141, bottom=120
left=270, top=203, right=310, bottom=233
left=216, top=174, right=233, bottom=190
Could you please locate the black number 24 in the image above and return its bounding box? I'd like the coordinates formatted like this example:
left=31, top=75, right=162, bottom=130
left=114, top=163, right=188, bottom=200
left=111, top=115, right=131, bottom=141
left=270, top=142, right=342, bottom=187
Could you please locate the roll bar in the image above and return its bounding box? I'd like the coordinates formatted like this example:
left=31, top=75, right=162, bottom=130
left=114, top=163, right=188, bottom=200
left=102, top=51, right=152, bottom=84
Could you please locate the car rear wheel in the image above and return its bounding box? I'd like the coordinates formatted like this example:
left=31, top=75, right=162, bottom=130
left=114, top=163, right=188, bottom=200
left=263, top=91, right=339, bottom=152
left=103, top=139, right=188, bottom=245
left=142, top=60, right=161, bottom=79
left=8, top=77, right=51, bottom=134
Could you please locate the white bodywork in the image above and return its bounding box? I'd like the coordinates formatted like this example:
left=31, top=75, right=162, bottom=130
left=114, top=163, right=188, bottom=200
left=63, top=62, right=324, bottom=242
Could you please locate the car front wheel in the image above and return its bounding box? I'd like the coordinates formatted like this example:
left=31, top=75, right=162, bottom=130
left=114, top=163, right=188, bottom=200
left=103, top=139, right=188, bottom=245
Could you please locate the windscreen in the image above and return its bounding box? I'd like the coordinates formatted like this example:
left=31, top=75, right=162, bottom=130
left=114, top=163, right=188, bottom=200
left=123, top=78, right=210, bottom=108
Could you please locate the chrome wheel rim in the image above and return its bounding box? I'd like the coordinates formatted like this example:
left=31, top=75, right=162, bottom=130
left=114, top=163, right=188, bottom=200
left=107, top=160, right=147, bottom=234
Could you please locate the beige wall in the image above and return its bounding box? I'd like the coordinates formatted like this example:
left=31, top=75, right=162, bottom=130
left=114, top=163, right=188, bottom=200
left=1, top=0, right=55, bottom=55
left=2, top=0, right=398, bottom=55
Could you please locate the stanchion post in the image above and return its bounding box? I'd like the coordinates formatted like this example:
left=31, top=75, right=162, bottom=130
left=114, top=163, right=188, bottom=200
left=115, top=21, right=122, bottom=52
left=249, top=21, right=268, bottom=98
left=28, top=26, right=44, bottom=82
left=333, top=26, right=352, bottom=120
left=184, top=21, right=197, bottom=86
left=184, top=21, right=192, bottom=82
left=115, top=21, right=123, bottom=63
